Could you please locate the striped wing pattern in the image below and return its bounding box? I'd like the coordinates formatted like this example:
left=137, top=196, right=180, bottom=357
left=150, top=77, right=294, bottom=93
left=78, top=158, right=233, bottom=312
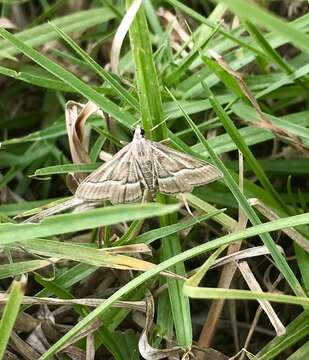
left=150, top=142, right=222, bottom=195
left=76, top=143, right=143, bottom=204
left=76, top=137, right=222, bottom=204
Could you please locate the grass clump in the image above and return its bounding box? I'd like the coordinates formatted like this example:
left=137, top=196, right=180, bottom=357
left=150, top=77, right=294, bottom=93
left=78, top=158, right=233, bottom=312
left=0, top=1, right=309, bottom=359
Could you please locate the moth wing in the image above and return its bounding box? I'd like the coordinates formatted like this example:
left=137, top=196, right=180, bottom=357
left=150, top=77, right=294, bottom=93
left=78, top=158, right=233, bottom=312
left=151, top=141, right=222, bottom=195
left=76, top=144, right=143, bottom=204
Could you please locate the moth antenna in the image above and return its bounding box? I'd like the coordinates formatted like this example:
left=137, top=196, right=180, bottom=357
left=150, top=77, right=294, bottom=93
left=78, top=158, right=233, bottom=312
left=132, top=120, right=141, bottom=129
left=150, top=115, right=170, bottom=133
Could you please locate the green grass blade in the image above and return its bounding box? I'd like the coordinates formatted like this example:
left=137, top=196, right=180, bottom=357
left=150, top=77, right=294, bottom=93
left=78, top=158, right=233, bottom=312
left=16, top=239, right=156, bottom=271
left=201, top=79, right=286, bottom=211
left=0, top=203, right=180, bottom=245
left=256, top=312, right=309, bottom=360
left=184, top=287, right=309, bottom=307
left=127, top=1, right=165, bottom=139
left=132, top=210, right=224, bottom=245
left=0, top=260, right=52, bottom=279
left=0, top=276, right=26, bottom=359
left=166, top=0, right=265, bottom=57
left=243, top=21, right=293, bottom=74
left=33, top=163, right=98, bottom=176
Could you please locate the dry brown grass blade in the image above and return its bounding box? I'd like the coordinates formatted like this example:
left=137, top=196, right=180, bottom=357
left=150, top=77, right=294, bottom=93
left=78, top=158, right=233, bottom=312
left=86, top=332, right=95, bottom=360
left=197, top=152, right=247, bottom=356
left=110, top=0, right=143, bottom=74
left=210, top=245, right=284, bottom=269
left=25, top=322, right=52, bottom=358
left=9, top=331, right=41, bottom=360
left=208, top=49, right=306, bottom=151
left=57, top=319, right=102, bottom=355
left=0, top=295, right=146, bottom=312
left=238, top=261, right=286, bottom=336
left=62, top=345, right=86, bottom=360
left=157, top=8, right=192, bottom=57
left=238, top=265, right=285, bottom=360
left=249, top=198, right=309, bottom=252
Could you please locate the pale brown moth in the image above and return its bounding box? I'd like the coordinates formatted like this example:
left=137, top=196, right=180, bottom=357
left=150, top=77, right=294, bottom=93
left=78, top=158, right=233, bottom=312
left=24, top=126, right=222, bottom=222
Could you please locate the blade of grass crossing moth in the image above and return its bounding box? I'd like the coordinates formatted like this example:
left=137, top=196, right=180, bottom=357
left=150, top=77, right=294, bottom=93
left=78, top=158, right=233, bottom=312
left=0, top=28, right=136, bottom=129
left=165, top=87, right=306, bottom=298
left=126, top=0, right=192, bottom=347
left=0, top=203, right=181, bottom=245
left=0, top=276, right=26, bottom=359
left=38, top=212, right=309, bottom=359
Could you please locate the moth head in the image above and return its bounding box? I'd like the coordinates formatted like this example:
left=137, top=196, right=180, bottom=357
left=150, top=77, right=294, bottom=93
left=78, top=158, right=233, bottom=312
left=133, top=125, right=145, bottom=140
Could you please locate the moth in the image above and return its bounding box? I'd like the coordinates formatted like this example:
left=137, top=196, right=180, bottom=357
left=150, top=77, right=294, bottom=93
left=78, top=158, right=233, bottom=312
left=24, top=126, right=222, bottom=222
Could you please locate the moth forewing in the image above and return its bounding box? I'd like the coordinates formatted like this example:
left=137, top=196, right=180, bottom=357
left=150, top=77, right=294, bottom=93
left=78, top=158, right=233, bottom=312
left=150, top=141, right=222, bottom=195
left=75, top=143, right=143, bottom=204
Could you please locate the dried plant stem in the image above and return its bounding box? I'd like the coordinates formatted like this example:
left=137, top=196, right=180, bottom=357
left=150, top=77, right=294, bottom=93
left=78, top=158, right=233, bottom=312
left=197, top=152, right=246, bottom=355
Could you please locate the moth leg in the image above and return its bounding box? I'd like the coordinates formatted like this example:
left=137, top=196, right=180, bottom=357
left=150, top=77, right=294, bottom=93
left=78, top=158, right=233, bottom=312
left=178, top=193, right=195, bottom=218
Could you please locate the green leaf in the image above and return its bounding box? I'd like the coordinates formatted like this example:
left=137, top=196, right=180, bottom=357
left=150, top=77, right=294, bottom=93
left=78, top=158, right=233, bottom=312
left=0, top=277, right=26, bottom=359
left=16, top=239, right=157, bottom=272
left=257, top=312, right=309, bottom=360
left=0, top=260, right=52, bottom=280
left=132, top=210, right=224, bottom=245
left=184, top=287, right=309, bottom=307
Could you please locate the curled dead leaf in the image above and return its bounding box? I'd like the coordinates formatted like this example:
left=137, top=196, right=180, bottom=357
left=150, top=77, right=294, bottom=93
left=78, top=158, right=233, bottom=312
left=65, top=101, right=103, bottom=192
left=138, top=293, right=185, bottom=359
